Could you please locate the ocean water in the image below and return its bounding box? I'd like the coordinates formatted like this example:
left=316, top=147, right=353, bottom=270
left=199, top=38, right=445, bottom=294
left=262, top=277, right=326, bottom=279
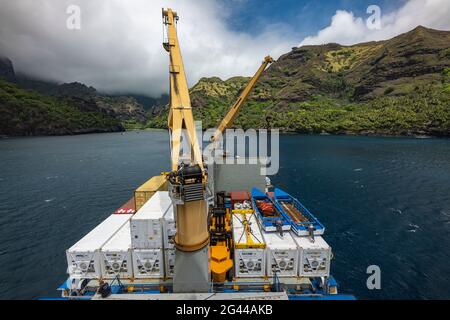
left=0, top=131, right=449, bottom=299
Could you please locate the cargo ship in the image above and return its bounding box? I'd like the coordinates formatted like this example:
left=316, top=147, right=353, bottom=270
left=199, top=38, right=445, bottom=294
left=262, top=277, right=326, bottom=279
left=53, top=8, right=355, bottom=300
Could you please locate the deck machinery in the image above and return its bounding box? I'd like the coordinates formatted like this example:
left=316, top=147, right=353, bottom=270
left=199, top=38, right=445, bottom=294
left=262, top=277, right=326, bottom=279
left=58, top=8, right=354, bottom=300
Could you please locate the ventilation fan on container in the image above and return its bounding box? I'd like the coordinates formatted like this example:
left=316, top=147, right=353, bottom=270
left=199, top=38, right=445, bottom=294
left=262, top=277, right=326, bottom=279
left=144, top=261, right=154, bottom=271
left=111, top=262, right=121, bottom=271
left=78, top=262, right=89, bottom=271
left=306, top=257, right=320, bottom=270
left=246, top=260, right=255, bottom=269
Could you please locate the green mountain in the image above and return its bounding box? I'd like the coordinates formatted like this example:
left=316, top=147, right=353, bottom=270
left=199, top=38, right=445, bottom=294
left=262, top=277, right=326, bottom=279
left=149, top=26, right=450, bottom=136
left=0, top=79, right=124, bottom=136
left=14, top=79, right=149, bottom=127
left=0, top=57, right=150, bottom=136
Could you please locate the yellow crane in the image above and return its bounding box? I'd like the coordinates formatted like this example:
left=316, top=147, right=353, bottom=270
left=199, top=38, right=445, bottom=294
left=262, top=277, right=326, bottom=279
left=210, top=55, right=274, bottom=143
left=163, top=9, right=204, bottom=171
left=161, top=8, right=273, bottom=292
left=162, top=8, right=210, bottom=293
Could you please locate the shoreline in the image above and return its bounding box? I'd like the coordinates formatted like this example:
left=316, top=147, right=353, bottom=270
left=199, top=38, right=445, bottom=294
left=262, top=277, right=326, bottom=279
left=140, top=127, right=450, bottom=139
left=1, top=128, right=449, bottom=139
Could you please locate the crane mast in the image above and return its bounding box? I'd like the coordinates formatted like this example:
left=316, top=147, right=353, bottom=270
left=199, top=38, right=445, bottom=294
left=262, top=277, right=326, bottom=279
left=162, top=8, right=273, bottom=293
left=162, top=8, right=210, bottom=293
left=163, top=9, right=204, bottom=171
left=211, top=56, right=274, bottom=143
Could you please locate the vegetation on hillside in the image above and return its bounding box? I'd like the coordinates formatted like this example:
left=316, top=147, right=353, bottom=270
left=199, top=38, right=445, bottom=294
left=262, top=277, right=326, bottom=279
left=0, top=79, right=123, bottom=136
left=147, top=26, right=450, bottom=137
left=146, top=82, right=450, bottom=136
left=2, top=26, right=448, bottom=137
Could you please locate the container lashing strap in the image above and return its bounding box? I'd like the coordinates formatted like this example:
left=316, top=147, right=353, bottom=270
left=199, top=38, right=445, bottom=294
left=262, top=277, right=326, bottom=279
left=110, top=274, right=125, bottom=293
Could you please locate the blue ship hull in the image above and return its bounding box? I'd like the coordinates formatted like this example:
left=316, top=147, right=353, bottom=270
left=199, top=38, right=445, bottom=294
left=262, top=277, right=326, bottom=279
left=51, top=275, right=356, bottom=300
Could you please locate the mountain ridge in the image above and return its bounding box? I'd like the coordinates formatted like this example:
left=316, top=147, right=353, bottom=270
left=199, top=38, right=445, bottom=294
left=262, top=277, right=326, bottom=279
left=1, top=26, right=449, bottom=136
left=0, top=59, right=152, bottom=136
left=148, top=26, right=450, bottom=136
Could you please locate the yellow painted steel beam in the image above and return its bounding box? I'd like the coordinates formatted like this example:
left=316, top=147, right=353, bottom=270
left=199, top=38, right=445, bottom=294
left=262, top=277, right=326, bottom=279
left=163, top=8, right=204, bottom=171
left=211, top=55, right=274, bottom=143
left=234, top=213, right=266, bottom=249
left=162, top=9, right=209, bottom=255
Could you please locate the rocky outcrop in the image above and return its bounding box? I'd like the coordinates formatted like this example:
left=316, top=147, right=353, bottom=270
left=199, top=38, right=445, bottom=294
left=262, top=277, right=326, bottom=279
left=22, top=80, right=149, bottom=123
left=54, top=82, right=97, bottom=99
left=349, top=26, right=450, bottom=99
left=0, top=56, right=15, bottom=81
left=95, top=96, right=147, bottom=124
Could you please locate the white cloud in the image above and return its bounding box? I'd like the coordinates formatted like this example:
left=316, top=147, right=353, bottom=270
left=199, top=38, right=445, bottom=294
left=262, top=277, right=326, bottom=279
left=0, top=0, right=296, bottom=96
left=2, top=0, right=448, bottom=97
left=299, top=0, right=450, bottom=46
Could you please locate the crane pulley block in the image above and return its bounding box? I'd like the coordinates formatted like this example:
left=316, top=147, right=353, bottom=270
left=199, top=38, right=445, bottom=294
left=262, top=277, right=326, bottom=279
left=163, top=38, right=176, bottom=52
left=168, top=164, right=205, bottom=204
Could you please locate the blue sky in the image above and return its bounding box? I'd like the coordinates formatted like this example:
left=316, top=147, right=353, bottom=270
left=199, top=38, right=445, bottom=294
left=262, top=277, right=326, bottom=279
left=224, top=0, right=406, bottom=38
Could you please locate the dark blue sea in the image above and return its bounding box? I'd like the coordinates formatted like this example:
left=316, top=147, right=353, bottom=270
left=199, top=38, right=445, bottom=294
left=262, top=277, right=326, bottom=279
left=0, top=131, right=449, bottom=299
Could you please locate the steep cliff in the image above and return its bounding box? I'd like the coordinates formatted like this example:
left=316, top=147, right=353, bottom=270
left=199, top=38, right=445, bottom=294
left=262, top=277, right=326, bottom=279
left=148, top=26, right=450, bottom=136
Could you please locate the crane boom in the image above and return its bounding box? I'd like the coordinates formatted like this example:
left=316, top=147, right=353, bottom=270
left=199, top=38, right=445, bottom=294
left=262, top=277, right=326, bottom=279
left=163, top=8, right=204, bottom=171
left=211, top=55, right=274, bottom=142
left=162, top=8, right=210, bottom=293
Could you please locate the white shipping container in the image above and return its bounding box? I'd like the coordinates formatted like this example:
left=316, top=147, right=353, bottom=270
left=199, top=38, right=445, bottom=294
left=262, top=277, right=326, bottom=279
left=162, top=205, right=176, bottom=278
left=132, top=249, right=164, bottom=279
left=164, top=248, right=176, bottom=278
left=234, top=249, right=266, bottom=278
left=232, top=213, right=266, bottom=278
left=66, top=214, right=132, bottom=279
left=162, top=204, right=176, bottom=249
left=131, top=191, right=171, bottom=249
left=100, top=222, right=133, bottom=279
left=294, top=236, right=331, bottom=278
left=263, top=232, right=298, bottom=277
